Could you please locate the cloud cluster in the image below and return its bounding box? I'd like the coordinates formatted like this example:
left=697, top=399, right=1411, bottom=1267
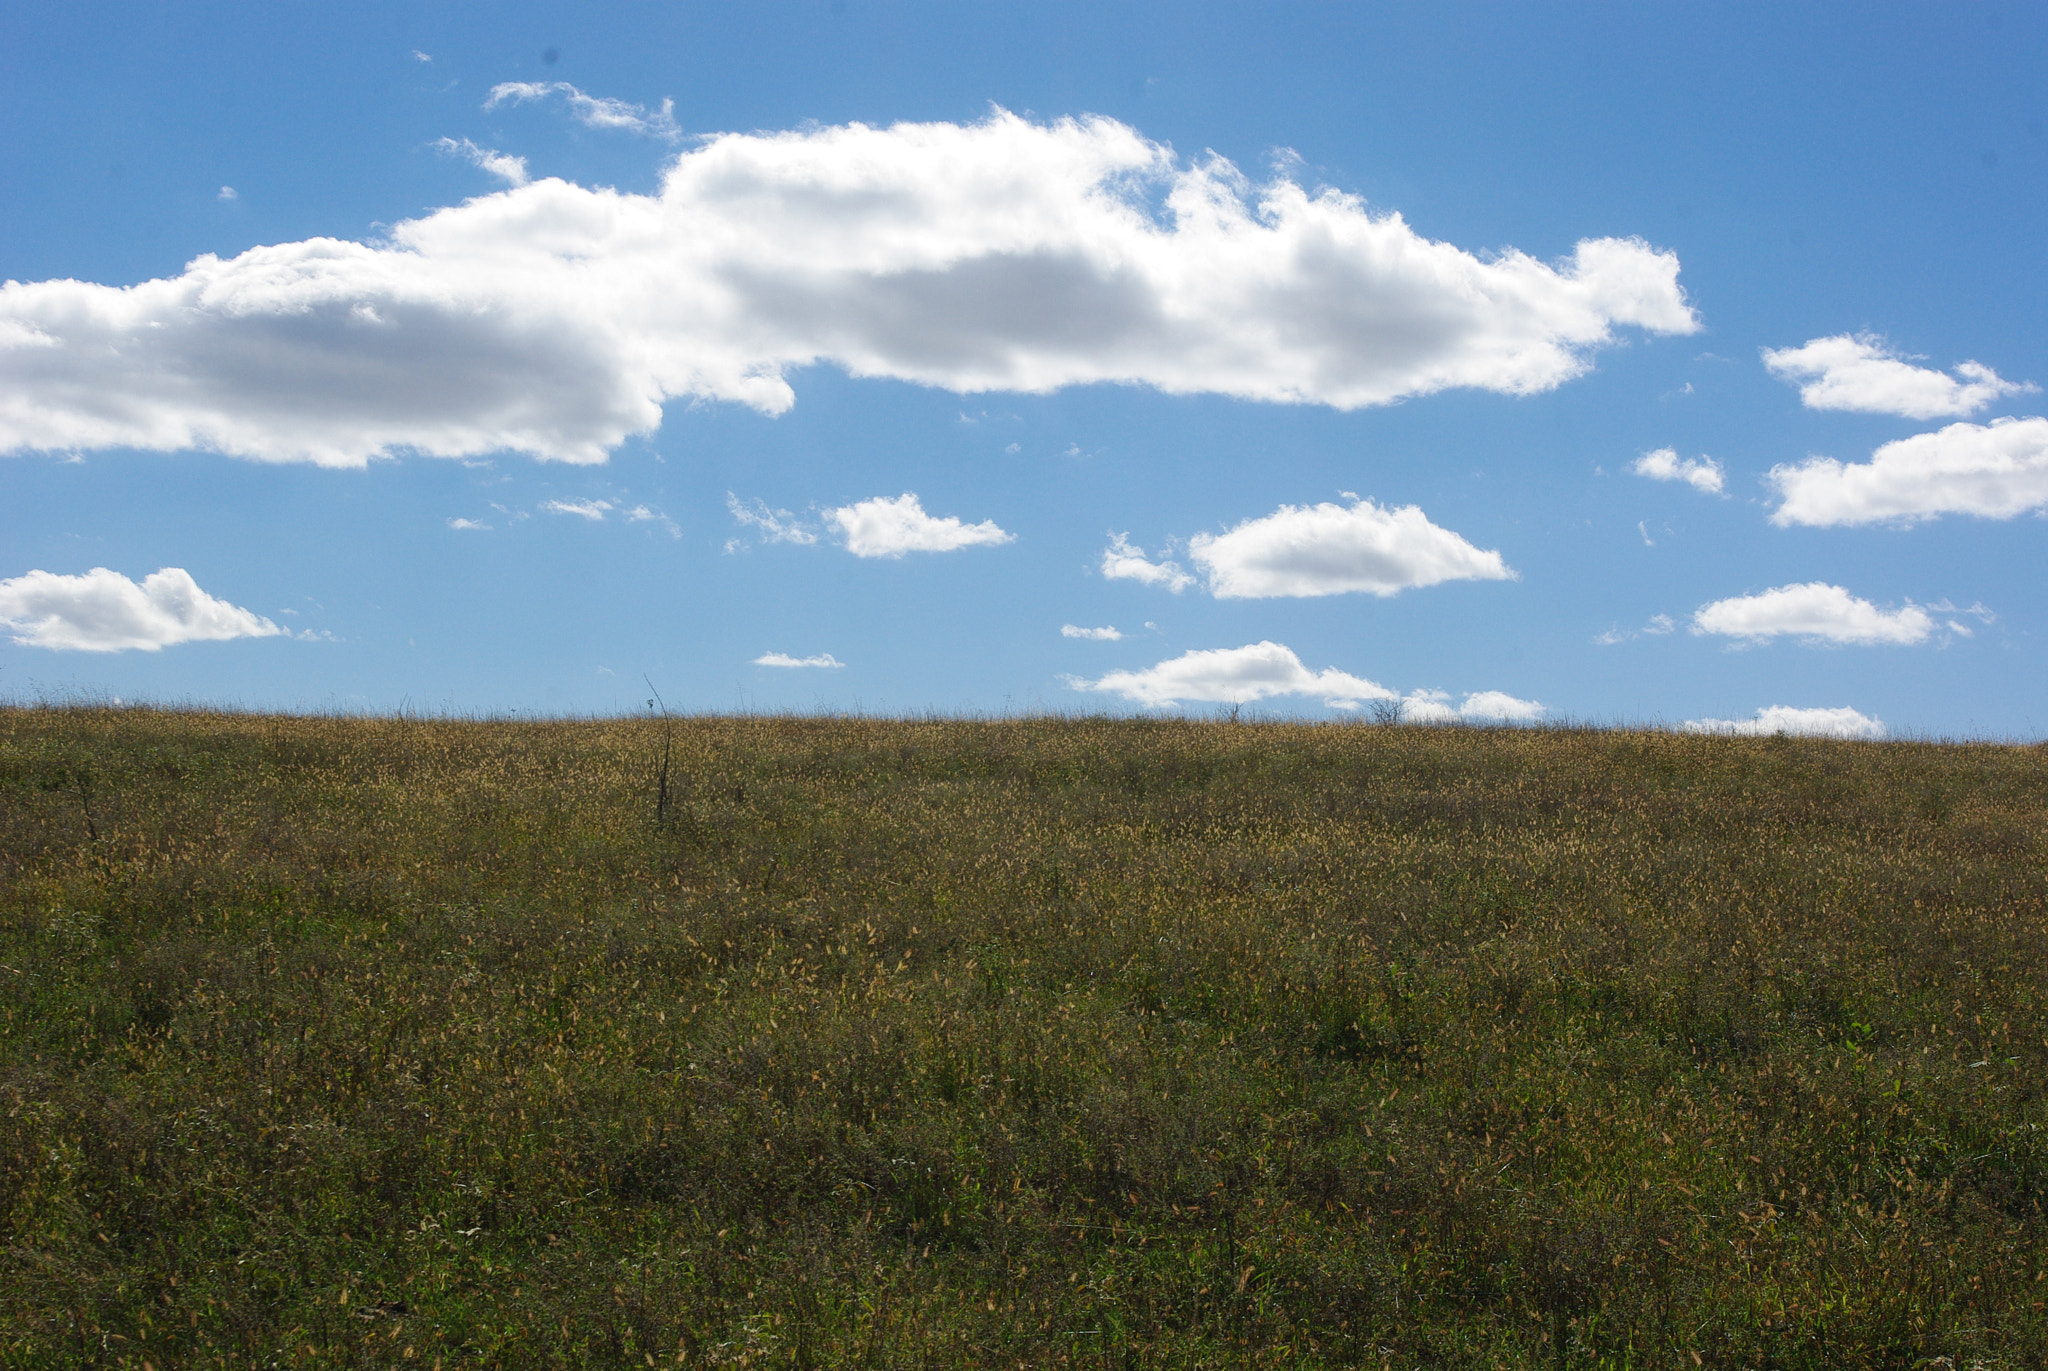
left=1187, top=498, right=1513, bottom=599
left=1630, top=447, right=1724, bottom=494
left=828, top=493, right=1013, bottom=559
left=1399, top=688, right=1546, bottom=723
left=1762, top=334, right=2034, bottom=420
left=0, top=567, right=284, bottom=652
left=1768, top=417, right=2048, bottom=527
left=1068, top=641, right=1392, bottom=709
left=0, top=110, right=1695, bottom=466
left=754, top=652, right=844, bottom=669
left=1061, top=624, right=1122, bottom=640
left=1690, top=581, right=1935, bottom=646
left=1682, top=705, right=1887, bottom=740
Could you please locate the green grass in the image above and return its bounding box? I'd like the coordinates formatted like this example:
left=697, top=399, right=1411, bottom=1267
left=2, top=706, right=2046, bottom=1368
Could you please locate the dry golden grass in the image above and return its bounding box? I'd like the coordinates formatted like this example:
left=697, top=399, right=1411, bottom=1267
left=2, top=706, right=2045, bottom=1368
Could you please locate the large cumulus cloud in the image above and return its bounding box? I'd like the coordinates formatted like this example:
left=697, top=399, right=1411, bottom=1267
left=0, top=111, right=1697, bottom=467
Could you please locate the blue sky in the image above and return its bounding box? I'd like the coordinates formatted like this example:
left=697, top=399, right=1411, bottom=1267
left=5, top=2, right=2046, bottom=736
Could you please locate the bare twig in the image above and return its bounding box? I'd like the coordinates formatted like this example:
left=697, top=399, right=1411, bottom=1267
left=644, top=675, right=674, bottom=827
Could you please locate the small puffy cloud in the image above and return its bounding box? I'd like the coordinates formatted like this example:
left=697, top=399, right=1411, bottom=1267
left=483, top=81, right=680, bottom=139
left=1187, top=498, right=1513, bottom=599
left=542, top=497, right=611, bottom=520
left=754, top=651, right=844, bottom=669
left=1100, top=533, right=1193, bottom=593
left=0, top=566, right=285, bottom=652
left=433, top=137, right=530, bottom=187
left=1399, top=688, right=1545, bottom=723
left=1458, top=689, right=1546, bottom=722
left=1067, top=640, right=1394, bottom=709
left=1682, top=705, right=1886, bottom=740
left=1690, top=581, right=1935, bottom=646
left=1761, top=334, right=2035, bottom=420
left=1630, top=447, right=1723, bottom=495
left=446, top=516, right=490, bottom=531
left=1061, top=624, right=1122, bottom=641
left=217, top=186, right=238, bottom=201
left=1767, top=416, right=2048, bottom=527
left=0, top=111, right=1695, bottom=467
left=828, top=493, right=1013, bottom=558
left=726, top=493, right=817, bottom=546
left=412, top=50, right=432, bottom=62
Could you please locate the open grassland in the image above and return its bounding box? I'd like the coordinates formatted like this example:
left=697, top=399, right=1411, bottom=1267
left=2, top=707, right=2047, bottom=1369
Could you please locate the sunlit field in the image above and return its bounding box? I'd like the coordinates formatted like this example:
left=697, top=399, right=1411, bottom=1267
left=3, top=706, right=2045, bottom=1368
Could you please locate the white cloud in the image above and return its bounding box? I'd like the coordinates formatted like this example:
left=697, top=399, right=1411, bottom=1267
left=726, top=493, right=817, bottom=546
left=0, top=111, right=1697, bottom=467
left=1399, top=688, right=1545, bottom=723
left=1630, top=447, right=1723, bottom=494
left=446, top=516, right=491, bottom=530
left=1682, top=705, right=1886, bottom=740
left=623, top=504, right=680, bottom=537
left=1690, top=582, right=1935, bottom=646
left=1761, top=334, right=2035, bottom=420
left=1767, top=416, right=2048, bottom=527
left=483, top=81, right=680, bottom=139
left=433, top=136, right=530, bottom=187
left=1457, top=689, right=1546, bottom=722
left=412, top=50, right=432, bottom=62
left=754, top=651, right=844, bottom=669
left=0, top=566, right=285, bottom=652
left=1061, top=624, right=1122, bottom=640
left=1067, top=640, right=1394, bottom=709
left=1186, top=497, right=1513, bottom=599
left=542, top=497, right=611, bottom=520
left=827, top=493, right=1013, bottom=558
left=216, top=186, right=238, bottom=202
left=1100, top=533, right=1193, bottom=592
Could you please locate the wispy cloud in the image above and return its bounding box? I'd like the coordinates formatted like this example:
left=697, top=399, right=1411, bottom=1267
left=1762, top=334, right=2034, bottom=420
left=754, top=651, right=845, bottom=669
left=483, top=81, right=680, bottom=139
left=0, top=111, right=1694, bottom=466
left=1061, top=624, right=1123, bottom=641
left=541, top=498, right=612, bottom=521
left=623, top=504, right=679, bottom=538
left=433, top=136, right=530, bottom=187
left=1768, top=417, right=2048, bottom=527
left=0, top=566, right=285, bottom=652
left=1594, top=612, right=1675, bottom=645
left=446, top=516, right=491, bottom=531
left=726, top=493, right=817, bottom=549
left=216, top=185, right=238, bottom=202
left=1682, top=705, right=1886, bottom=740
left=1690, top=582, right=1938, bottom=646
left=828, top=493, right=1013, bottom=558
left=1630, top=447, right=1724, bottom=494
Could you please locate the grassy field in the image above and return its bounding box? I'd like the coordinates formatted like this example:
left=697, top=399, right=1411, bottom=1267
left=2, top=706, right=2045, bottom=1369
